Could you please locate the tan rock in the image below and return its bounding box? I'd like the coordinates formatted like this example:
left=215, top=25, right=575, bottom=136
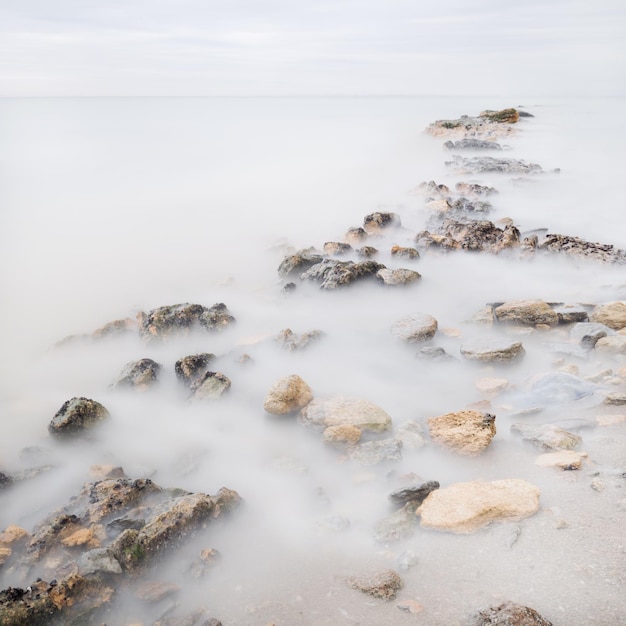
left=0, top=546, right=11, bottom=565
left=322, top=424, right=362, bottom=448
left=301, top=396, right=392, bottom=433
left=595, top=336, right=626, bottom=354
left=596, top=414, right=626, bottom=426
left=417, top=479, right=540, bottom=533
left=263, top=375, right=313, bottom=415
left=589, top=301, right=626, bottom=330
left=427, top=410, right=496, bottom=456
left=61, top=528, right=100, bottom=548
left=460, top=338, right=525, bottom=363
left=391, top=313, right=438, bottom=343
left=475, top=377, right=509, bottom=395
left=535, top=450, right=588, bottom=470
left=0, top=525, right=29, bottom=545
left=494, top=299, right=558, bottom=326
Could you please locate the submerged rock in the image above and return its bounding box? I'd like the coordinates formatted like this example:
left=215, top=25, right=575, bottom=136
left=346, top=569, right=403, bottom=600
left=391, top=313, right=438, bottom=343
left=48, top=397, right=110, bottom=438
left=536, top=234, right=626, bottom=264
left=277, top=248, right=324, bottom=278
left=427, top=410, right=496, bottom=456
left=569, top=322, right=614, bottom=348
left=111, top=358, right=161, bottom=391
left=444, top=138, right=503, bottom=151
left=323, top=241, right=352, bottom=256
left=535, top=450, right=588, bottom=470
left=322, top=424, right=362, bottom=448
left=469, top=601, right=553, bottom=626
left=301, top=396, right=392, bottom=433
left=389, top=481, right=440, bottom=507
left=263, top=375, right=313, bottom=415
left=373, top=504, right=418, bottom=543
left=426, top=108, right=520, bottom=140
left=417, top=479, right=540, bottom=534
left=348, top=438, right=403, bottom=465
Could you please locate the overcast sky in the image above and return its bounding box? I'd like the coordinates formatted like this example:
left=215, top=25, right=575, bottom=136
left=1, top=0, right=624, bottom=97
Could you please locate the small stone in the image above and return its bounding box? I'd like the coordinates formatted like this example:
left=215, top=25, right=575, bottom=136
left=469, top=601, right=553, bottom=626
left=535, top=450, right=588, bottom=470
left=175, top=353, right=216, bottom=387
left=324, top=241, right=352, bottom=256
left=347, top=569, right=403, bottom=600
left=475, top=377, right=509, bottom=395
left=301, top=396, right=392, bottom=433
left=376, top=268, right=421, bottom=286
left=348, top=439, right=402, bottom=465
left=390, top=245, right=419, bottom=259
left=391, top=313, right=438, bottom=343
left=263, top=375, right=313, bottom=415
left=111, top=358, right=161, bottom=391
left=275, top=328, right=324, bottom=351
left=357, top=245, right=379, bottom=258
left=363, top=212, right=402, bottom=235
left=395, top=420, right=427, bottom=449
left=389, top=481, right=440, bottom=507
left=428, top=410, right=496, bottom=456
left=78, top=548, right=123, bottom=575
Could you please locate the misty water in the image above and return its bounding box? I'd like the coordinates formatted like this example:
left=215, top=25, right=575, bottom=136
left=0, top=96, right=625, bottom=625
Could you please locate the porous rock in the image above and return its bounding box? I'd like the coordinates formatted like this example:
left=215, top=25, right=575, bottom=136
left=347, top=569, right=403, bottom=600
left=595, top=335, right=626, bottom=354
left=275, top=328, right=324, bottom=351
left=535, top=450, right=588, bottom=470
left=189, top=371, right=231, bottom=400
left=301, top=396, right=392, bottom=433
left=494, top=300, right=558, bottom=327
left=589, top=301, right=626, bottom=330
left=376, top=268, right=422, bottom=286
left=347, top=438, right=402, bottom=465
left=48, top=397, right=110, bottom=438
left=263, top=375, right=313, bottom=415
left=322, top=424, right=362, bottom=448
left=428, top=410, right=496, bottom=456
left=175, top=353, right=216, bottom=387
left=391, top=313, right=438, bottom=343
left=363, top=212, right=401, bottom=235
left=390, top=245, right=419, bottom=259
left=447, top=155, right=542, bottom=175
left=300, top=259, right=385, bottom=289
left=111, top=358, right=161, bottom=390
left=469, top=600, right=553, bottom=626
left=417, top=479, right=540, bottom=534
left=278, top=249, right=324, bottom=278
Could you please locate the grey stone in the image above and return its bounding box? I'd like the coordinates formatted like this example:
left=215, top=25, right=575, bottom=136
left=348, top=439, right=402, bottom=465
left=391, top=313, right=438, bottom=343
left=48, top=397, right=110, bottom=438
left=112, top=358, right=161, bottom=390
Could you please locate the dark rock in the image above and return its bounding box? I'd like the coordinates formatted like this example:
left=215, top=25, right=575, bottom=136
left=444, top=138, right=503, bottom=151
left=518, top=110, right=535, bottom=118
left=363, top=212, right=401, bottom=234
left=175, top=354, right=216, bottom=387
left=300, top=259, right=385, bottom=289
left=282, top=281, right=297, bottom=293
left=48, top=397, right=110, bottom=438
left=553, top=305, right=589, bottom=324
left=277, top=249, right=324, bottom=278
left=446, top=155, right=542, bottom=175
left=469, top=600, right=552, bottom=625
left=389, top=481, right=440, bottom=507
left=0, top=471, right=12, bottom=489
left=111, top=358, right=161, bottom=390
left=537, top=234, right=626, bottom=264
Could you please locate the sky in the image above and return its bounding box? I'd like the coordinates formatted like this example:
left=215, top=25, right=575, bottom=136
left=0, top=0, right=624, bottom=97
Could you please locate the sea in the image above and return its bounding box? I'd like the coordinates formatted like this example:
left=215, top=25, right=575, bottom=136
left=0, top=95, right=625, bottom=624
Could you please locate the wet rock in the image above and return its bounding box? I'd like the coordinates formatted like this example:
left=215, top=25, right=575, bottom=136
left=589, top=301, right=626, bottom=330
left=189, top=372, right=231, bottom=400
left=391, top=313, right=438, bottom=343
left=479, top=108, right=520, bottom=124
left=135, top=580, right=180, bottom=602
left=263, top=375, right=313, bottom=415
left=510, top=423, right=581, bottom=451
left=323, top=241, right=352, bottom=256
left=428, top=410, right=496, bottom=456
left=494, top=300, right=558, bottom=327
left=537, top=233, right=626, bottom=264
left=373, top=504, right=418, bottom=542
left=469, top=600, right=553, bottom=626
left=395, top=420, right=427, bottom=449
left=348, top=438, right=402, bottom=465
left=322, top=424, right=362, bottom=448
left=417, top=479, right=540, bottom=534
left=346, top=568, right=403, bottom=600
left=523, top=371, right=601, bottom=405
left=48, top=397, right=110, bottom=438
left=446, top=155, right=542, bottom=175
left=475, top=377, right=509, bottom=395
left=535, top=450, right=588, bottom=470
left=390, top=245, right=419, bottom=259
left=300, top=259, right=385, bottom=289
left=363, top=212, right=401, bottom=235
left=138, top=303, right=235, bottom=342
left=389, top=481, right=440, bottom=507
left=301, top=396, right=392, bottom=433
left=570, top=322, right=614, bottom=348
left=444, top=138, right=503, bottom=151
left=275, top=328, right=324, bottom=351
left=595, top=335, right=626, bottom=354
left=277, top=248, right=324, bottom=278
left=111, top=358, right=161, bottom=391
left=460, top=337, right=525, bottom=363
left=376, top=267, right=421, bottom=286
left=175, top=353, right=216, bottom=387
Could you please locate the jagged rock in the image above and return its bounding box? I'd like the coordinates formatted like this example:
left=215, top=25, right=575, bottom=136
left=595, top=335, right=626, bottom=354
left=263, top=375, right=313, bottom=415
left=348, top=438, right=402, bottom=465
left=175, top=353, right=216, bottom=387
left=535, top=450, right=588, bottom=470
left=569, top=322, right=614, bottom=348
left=322, top=424, right=362, bottom=448
left=510, top=423, right=581, bottom=451
left=460, top=338, right=525, bottom=363
left=494, top=300, right=558, bottom=327
left=277, top=249, right=324, bottom=278
left=111, top=358, right=161, bottom=391
left=138, top=303, right=235, bottom=342
left=363, top=212, right=401, bottom=235
left=455, top=182, right=498, bottom=196
left=347, top=569, right=403, bottom=600
left=301, top=396, right=392, bottom=433
left=323, top=241, right=352, bottom=256
left=469, top=600, right=553, bottom=626
left=344, top=227, right=368, bottom=245
left=48, top=397, right=110, bottom=438
left=300, top=259, right=385, bottom=289
left=589, top=301, right=626, bottom=330
left=189, top=372, right=231, bottom=400
left=357, top=245, right=378, bottom=258
left=417, top=479, right=540, bottom=534
left=428, top=410, right=496, bottom=456
left=391, top=313, right=438, bottom=343
left=92, top=317, right=137, bottom=339
left=446, top=155, right=542, bottom=175
left=444, top=138, right=503, bottom=151
left=390, top=245, right=419, bottom=259
left=604, top=392, right=626, bottom=405
left=417, top=219, right=520, bottom=254
left=389, top=481, right=440, bottom=507
left=376, top=268, right=422, bottom=286
left=537, top=234, right=626, bottom=264
left=275, top=328, right=324, bottom=351
left=426, top=108, right=519, bottom=139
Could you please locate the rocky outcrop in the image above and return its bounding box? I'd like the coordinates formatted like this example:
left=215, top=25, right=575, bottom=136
left=391, top=313, right=438, bottom=343
left=469, top=601, right=553, bottom=626
left=426, top=108, right=520, bottom=140
left=533, top=234, right=626, bottom=264
left=427, top=410, right=496, bottom=456
left=460, top=338, right=525, bottom=363
left=444, top=138, right=503, bottom=151
left=301, top=396, right=392, bottom=433
left=48, top=398, right=110, bottom=438
left=417, top=479, right=540, bottom=534
left=263, top=375, right=313, bottom=415
left=494, top=300, right=559, bottom=327
left=111, top=358, right=161, bottom=391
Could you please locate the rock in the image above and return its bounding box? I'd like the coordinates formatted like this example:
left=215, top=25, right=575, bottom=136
left=348, top=439, right=402, bottom=465
left=479, top=108, right=520, bottom=123
left=78, top=548, right=123, bottom=575
left=277, top=249, right=324, bottom=278
left=537, top=234, right=626, bottom=264
left=522, top=371, right=601, bottom=404
left=323, top=241, right=352, bottom=256
left=469, top=601, right=553, bottom=625
left=510, top=423, right=581, bottom=451
left=322, top=424, right=362, bottom=448
left=275, top=328, right=324, bottom=351
left=0, top=547, right=11, bottom=566
left=111, top=358, right=161, bottom=390
left=189, top=372, right=231, bottom=400
left=48, top=397, right=110, bottom=438
left=300, top=259, right=385, bottom=289
left=570, top=322, right=615, bottom=348
left=138, top=303, right=235, bottom=342
left=416, top=346, right=453, bottom=360
left=376, top=268, right=421, bottom=286
left=363, top=212, right=401, bottom=235
left=535, top=450, right=588, bottom=470
left=0, top=526, right=29, bottom=547
left=475, top=377, right=509, bottom=395
left=589, top=301, right=626, bottom=330
left=357, top=245, right=378, bottom=258
left=389, top=481, right=440, bottom=507
left=395, top=420, right=427, bottom=449
left=346, top=569, right=403, bottom=600
left=494, top=300, right=558, bottom=327
left=426, top=109, right=519, bottom=139
left=604, top=392, right=626, bottom=405
left=595, top=335, right=626, bottom=354
left=175, top=353, right=216, bottom=387
left=446, top=155, right=542, bottom=175
left=390, top=245, right=419, bottom=259
left=397, top=599, right=424, bottom=614
left=553, top=305, right=589, bottom=324
left=188, top=548, right=222, bottom=579
left=395, top=550, right=419, bottom=572
left=314, top=515, right=351, bottom=535
left=391, top=313, right=438, bottom=343
left=373, top=504, right=418, bottom=542
left=444, top=138, right=503, bottom=151
left=427, top=410, right=496, bottom=456
left=301, top=396, right=392, bottom=433
left=263, top=375, right=313, bottom=415
left=92, top=317, right=137, bottom=339
left=417, top=219, right=520, bottom=254
left=344, top=227, right=368, bottom=245
left=455, top=182, right=498, bottom=196
left=460, top=338, right=525, bottom=363
left=417, top=479, right=540, bottom=534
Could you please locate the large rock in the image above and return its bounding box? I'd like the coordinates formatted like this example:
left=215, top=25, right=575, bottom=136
left=263, top=375, right=313, bottom=415
left=300, top=259, right=385, bottom=289
left=427, top=410, right=496, bottom=456
left=138, top=303, right=235, bottom=342
left=111, top=358, right=161, bottom=391
left=469, top=601, right=553, bottom=626
left=494, top=300, right=558, bottom=327
left=460, top=337, right=525, bottom=363
left=426, top=108, right=520, bottom=140
left=510, top=423, right=581, bottom=451
left=536, top=234, right=626, bottom=264
left=417, top=479, right=540, bottom=534
left=48, top=397, right=110, bottom=438
left=589, top=301, right=626, bottom=330
left=301, top=396, right=392, bottom=433
left=278, top=249, right=324, bottom=278
left=569, top=322, right=614, bottom=348
left=391, top=313, right=438, bottom=343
